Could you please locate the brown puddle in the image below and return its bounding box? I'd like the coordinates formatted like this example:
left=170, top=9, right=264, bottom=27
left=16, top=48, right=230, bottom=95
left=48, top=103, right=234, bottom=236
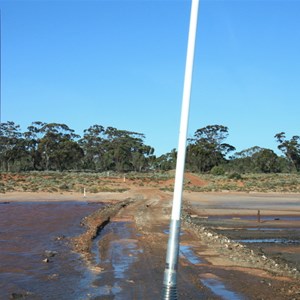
left=0, top=201, right=104, bottom=299
left=85, top=221, right=144, bottom=298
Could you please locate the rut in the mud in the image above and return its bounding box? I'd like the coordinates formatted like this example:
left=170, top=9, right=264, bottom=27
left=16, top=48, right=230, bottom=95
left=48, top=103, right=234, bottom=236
left=72, top=198, right=134, bottom=256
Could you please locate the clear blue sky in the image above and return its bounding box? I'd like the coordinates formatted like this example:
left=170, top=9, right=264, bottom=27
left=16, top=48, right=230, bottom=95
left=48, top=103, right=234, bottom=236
left=1, top=0, right=300, bottom=156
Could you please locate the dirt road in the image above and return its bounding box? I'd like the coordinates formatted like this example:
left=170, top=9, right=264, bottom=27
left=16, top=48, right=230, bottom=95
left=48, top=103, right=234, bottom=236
left=1, top=185, right=299, bottom=299
left=73, top=188, right=300, bottom=299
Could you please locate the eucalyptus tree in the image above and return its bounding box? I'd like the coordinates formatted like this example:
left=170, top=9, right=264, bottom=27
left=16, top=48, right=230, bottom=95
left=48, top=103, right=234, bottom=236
left=229, top=146, right=261, bottom=173
left=29, top=122, right=83, bottom=171
left=0, top=121, right=26, bottom=171
left=23, top=121, right=46, bottom=170
left=104, top=127, right=154, bottom=172
left=79, top=124, right=106, bottom=170
left=252, top=148, right=280, bottom=173
left=275, top=132, right=300, bottom=171
left=79, top=125, right=154, bottom=172
left=186, top=125, right=235, bottom=172
left=229, top=146, right=280, bottom=173
left=155, top=149, right=177, bottom=171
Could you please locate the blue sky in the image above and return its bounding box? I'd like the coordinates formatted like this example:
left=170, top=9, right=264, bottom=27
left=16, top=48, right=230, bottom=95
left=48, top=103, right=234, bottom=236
left=1, top=0, right=300, bottom=156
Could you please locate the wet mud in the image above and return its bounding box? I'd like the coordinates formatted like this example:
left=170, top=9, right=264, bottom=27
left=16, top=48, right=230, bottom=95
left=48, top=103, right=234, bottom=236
left=85, top=221, right=144, bottom=299
left=189, top=214, right=300, bottom=273
left=186, top=193, right=300, bottom=277
left=72, top=198, right=133, bottom=256
left=1, top=191, right=300, bottom=299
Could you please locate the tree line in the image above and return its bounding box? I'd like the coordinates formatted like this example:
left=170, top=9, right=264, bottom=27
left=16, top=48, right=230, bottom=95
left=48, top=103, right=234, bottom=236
left=1, top=121, right=299, bottom=174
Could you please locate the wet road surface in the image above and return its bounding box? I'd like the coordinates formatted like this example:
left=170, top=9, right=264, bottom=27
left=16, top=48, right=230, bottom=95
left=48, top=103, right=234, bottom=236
left=1, top=191, right=299, bottom=299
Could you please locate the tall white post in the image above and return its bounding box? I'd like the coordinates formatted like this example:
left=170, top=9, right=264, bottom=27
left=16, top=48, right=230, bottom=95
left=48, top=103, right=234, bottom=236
left=161, top=0, right=199, bottom=299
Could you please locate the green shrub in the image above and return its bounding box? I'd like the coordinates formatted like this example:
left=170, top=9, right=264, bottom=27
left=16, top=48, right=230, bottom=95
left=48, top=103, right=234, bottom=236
left=210, top=166, right=225, bottom=176
left=227, top=172, right=242, bottom=180
left=59, top=183, right=69, bottom=190
left=89, top=186, right=99, bottom=193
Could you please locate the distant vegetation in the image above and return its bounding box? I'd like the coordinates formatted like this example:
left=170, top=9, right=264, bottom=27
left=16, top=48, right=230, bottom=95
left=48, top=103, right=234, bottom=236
left=183, top=173, right=300, bottom=193
left=1, top=121, right=300, bottom=174
left=2, top=171, right=300, bottom=194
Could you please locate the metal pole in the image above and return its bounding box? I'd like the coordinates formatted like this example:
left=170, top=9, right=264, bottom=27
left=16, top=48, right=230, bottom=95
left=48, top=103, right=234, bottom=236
left=161, top=0, right=199, bottom=299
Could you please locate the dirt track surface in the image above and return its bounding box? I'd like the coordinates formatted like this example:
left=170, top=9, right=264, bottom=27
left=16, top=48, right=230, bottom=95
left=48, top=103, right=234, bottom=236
left=68, top=188, right=300, bottom=299
left=1, top=187, right=300, bottom=299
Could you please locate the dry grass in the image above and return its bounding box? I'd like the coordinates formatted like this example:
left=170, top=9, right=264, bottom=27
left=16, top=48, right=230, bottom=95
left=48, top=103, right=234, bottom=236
left=184, top=173, right=300, bottom=193
left=0, top=170, right=173, bottom=194
left=1, top=171, right=300, bottom=194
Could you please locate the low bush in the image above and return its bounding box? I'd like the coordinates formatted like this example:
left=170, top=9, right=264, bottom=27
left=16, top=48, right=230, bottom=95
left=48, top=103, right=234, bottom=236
left=210, top=166, right=226, bottom=176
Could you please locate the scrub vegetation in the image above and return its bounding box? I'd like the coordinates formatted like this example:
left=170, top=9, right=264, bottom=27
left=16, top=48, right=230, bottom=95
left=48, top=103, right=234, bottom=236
left=1, top=121, right=300, bottom=193
left=1, top=171, right=300, bottom=194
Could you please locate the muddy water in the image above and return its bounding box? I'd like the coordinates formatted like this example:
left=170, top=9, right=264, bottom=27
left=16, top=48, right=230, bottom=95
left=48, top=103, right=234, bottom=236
left=0, top=201, right=104, bottom=299
left=84, top=221, right=144, bottom=299
left=200, top=278, right=244, bottom=300
left=208, top=215, right=300, bottom=221
left=180, top=245, right=203, bottom=264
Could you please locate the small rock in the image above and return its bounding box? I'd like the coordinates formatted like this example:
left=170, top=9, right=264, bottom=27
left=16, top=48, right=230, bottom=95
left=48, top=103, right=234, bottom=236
left=44, top=250, right=58, bottom=258
left=126, top=279, right=135, bottom=283
left=10, top=292, right=33, bottom=299
left=10, top=294, right=25, bottom=299
left=55, top=235, right=66, bottom=241
left=48, top=273, right=59, bottom=280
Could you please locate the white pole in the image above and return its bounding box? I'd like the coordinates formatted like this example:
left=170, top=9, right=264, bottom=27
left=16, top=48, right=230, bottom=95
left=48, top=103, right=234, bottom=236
left=162, top=0, right=199, bottom=299
left=172, top=0, right=199, bottom=222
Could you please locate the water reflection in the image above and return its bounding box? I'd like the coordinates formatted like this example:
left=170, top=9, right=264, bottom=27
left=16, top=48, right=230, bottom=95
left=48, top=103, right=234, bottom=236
left=0, top=201, right=104, bottom=299
left=180, top=245, right=203, bottom=264
left=87, top=221, right=143, bottom=298
left=200, top=278, right=244, bottom=300
left=236, top=238, right=300, bottom=244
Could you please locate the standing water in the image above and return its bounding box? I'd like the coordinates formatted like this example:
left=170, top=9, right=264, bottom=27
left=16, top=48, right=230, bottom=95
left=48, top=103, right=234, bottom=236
left=0, top=201, right=104, bottom=299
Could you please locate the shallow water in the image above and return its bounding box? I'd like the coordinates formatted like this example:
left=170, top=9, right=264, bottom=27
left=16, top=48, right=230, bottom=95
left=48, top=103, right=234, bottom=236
left=84, top=221, right=143, bottom=299
left=180, top=245, right=203, bottom=264
left=200, top=278, right=244, bottom=300
left=208, top=215, right=300, bottom=221
left=236, top=238, right=300, bottom=244
left=246, top=227, right=300, bottom=231
left=0, top=201, right=104, bottom=299
left=163, top=228, right=184, bottom=235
